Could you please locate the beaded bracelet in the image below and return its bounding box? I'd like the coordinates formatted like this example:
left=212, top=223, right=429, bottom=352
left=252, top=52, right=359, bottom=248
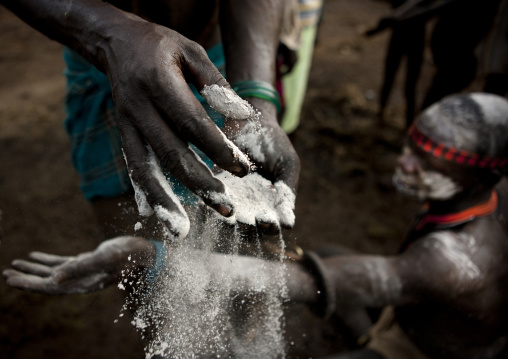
left=231, top=80, right=282, bottom=114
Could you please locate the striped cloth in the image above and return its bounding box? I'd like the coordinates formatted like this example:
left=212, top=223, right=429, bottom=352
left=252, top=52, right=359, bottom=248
left=63, top=44, right=226, bottom=202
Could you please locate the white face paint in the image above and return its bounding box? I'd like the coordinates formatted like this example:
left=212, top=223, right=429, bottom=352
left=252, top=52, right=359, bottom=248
left=392, top=147, right=463, bottom=201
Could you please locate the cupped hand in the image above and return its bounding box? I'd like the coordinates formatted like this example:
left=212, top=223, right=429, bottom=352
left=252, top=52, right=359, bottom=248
left=102, top=18, right=254, bottom=240
left=222, top=97, right=301, bottom=234
left=2, top=236, right=155, bottom=295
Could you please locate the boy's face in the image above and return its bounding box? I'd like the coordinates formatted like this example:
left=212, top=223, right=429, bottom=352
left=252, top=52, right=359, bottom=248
left=393, top=145, right=464, bottom=201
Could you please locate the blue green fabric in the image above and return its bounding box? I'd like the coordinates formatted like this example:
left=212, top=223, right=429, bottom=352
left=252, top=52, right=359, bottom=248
left=146, top=239, right=167, bottom=285
left=63, top=44, right=226, bottom=203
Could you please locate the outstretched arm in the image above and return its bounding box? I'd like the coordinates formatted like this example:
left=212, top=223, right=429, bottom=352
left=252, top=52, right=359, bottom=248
left=3, top=231, right=474, bottom=311
left=3, top=236, right=155, bottom=295
left=287, top=233, right=481, bottom=312
left=0, top=0, right=254, bottom=240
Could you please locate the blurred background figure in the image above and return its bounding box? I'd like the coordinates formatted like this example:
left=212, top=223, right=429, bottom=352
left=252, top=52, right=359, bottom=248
left=367, top=0, right=507, bottom=128
left=278, top=0, right=324, bottom=135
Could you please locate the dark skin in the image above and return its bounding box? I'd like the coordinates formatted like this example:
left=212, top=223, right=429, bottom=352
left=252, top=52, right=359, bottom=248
left=0, top=0, right=300, bottom=237
left=322, top=146, right=508, bottom=358
left=6, top=132, right=508, bottom=358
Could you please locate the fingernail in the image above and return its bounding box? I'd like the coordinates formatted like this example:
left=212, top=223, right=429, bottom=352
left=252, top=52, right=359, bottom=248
left=214, top=204, right=233, bottom=217
left=230, top=164, right=249, bottom=177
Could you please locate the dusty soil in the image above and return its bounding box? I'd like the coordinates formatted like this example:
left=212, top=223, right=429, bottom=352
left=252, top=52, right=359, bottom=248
left=0, top=1, right=431, bottom=358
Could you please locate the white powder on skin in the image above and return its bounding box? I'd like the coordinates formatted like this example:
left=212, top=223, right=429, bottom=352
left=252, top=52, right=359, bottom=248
left=365, top=259, right=402, bottom=305
left=233, top=121, right=276, bottom=164
left=216, top=127, right=252, bottom=169
left=124, top=148, right=190, bottom=240
left=237, top=131, right=265, bottom=163
left=392, top=146, right=463, bottom=201
left=214, top=171, right=296, bottom=229
left=393, top=167, right=462, bottom=200
left=201, top=84, right=254, bottom=120
left=274, top=181, right=296, bottom=228
left=123, top=150, right=154, bottom=217
left=429, top=232, right=481, bottom=280
left=154, top=205, right=190, bottom=240
left=131, top=180, right=154, bottom=217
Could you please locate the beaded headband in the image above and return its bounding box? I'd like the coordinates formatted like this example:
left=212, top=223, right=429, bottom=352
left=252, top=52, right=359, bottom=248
left=408, top=125, right=508, bottom=170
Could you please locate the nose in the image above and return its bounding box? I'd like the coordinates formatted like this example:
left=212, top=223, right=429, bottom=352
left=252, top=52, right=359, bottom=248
left=397, top=151, right=421, bottom=174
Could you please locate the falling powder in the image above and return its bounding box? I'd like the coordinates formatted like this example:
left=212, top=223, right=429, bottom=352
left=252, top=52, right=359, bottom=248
left=120, top=178, right=291, bottom=359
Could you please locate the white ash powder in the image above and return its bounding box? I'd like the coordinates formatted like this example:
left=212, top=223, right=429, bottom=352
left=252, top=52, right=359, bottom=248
left=215, top=171, right=295, bottom=229
left=201, top=84, right=254, bottom=120
left=120, top=193, right=289, bottom=359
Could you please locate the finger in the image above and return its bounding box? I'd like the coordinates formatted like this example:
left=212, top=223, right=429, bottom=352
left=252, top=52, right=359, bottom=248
left=3, top=268, right=25, bottom=279
left=253, top=206, right=281, bottom=236
left=181, top=43, right=254, bottom=120
left=200, top=84, right=254, bottom=120
left=255, top=219, right=280, bottom=236
left=120, top=104, right=237, bottom=219
left=274, top=181, right=297, bottom=229
left=29, top=251, right=72, bottom=266
left=236, top=222, right=260, bottom=242
left=150, top=69, right=251, bottom=177
left=11, top=259, right=53, bottom=277
left=272, top=144, right=300, bottom=230
left=272, top=141, right=301, bottom=193
left=4, top=270, right=56, bottom=294
left=117, top=121, right=190, bottom=239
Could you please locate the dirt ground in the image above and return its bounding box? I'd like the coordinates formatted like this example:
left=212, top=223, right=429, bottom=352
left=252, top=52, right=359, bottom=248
left=0, top=1, right=433, bottom=358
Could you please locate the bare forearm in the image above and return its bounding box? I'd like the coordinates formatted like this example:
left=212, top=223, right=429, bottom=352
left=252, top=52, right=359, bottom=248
left=220, top=0, right=284, bottom=85
left=323, top=255, right=406, bottom=308
left=0, top=0, right=141, bottom=71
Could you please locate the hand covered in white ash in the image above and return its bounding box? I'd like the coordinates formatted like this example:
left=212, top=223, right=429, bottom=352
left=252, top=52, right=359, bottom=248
left=106, top=18, right=256, bottom=242
left=3, top=236, right=155, bottom=295
left=222, top=97, right=300, bottom=233
left=216, top=171, right=297, bottom=235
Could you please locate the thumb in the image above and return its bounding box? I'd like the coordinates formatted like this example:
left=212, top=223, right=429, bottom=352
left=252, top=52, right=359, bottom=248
left=183, top=44, right=254, bottom=120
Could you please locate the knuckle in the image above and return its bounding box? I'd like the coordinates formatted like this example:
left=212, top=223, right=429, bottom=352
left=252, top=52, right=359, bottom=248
left=183, top=41, right=207, bottom=60
left=127, top=159, right=151, bottom=184
left=156, top=147, right=184, bottom=175
left=178, top=116, right=201, bottom=139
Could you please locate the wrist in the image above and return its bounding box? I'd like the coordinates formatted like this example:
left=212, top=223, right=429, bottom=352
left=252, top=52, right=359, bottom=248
left=297, top=252, right=337, bottom=319
left=231, top=80, right=282, bottom=116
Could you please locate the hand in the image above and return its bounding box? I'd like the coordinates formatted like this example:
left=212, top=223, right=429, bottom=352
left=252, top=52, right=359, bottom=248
left=3, top=236, right=155, bottom=295
left=223, top=97, right=301, bottom=233
left=102, top=17, right=255, bottom=240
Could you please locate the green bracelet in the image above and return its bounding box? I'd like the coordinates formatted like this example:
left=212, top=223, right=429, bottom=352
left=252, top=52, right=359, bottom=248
left=231, top=80, right=282, bottom=114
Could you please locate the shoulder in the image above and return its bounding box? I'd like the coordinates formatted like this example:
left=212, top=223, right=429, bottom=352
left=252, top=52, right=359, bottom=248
left=399, top=230, right=485, bottom=297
